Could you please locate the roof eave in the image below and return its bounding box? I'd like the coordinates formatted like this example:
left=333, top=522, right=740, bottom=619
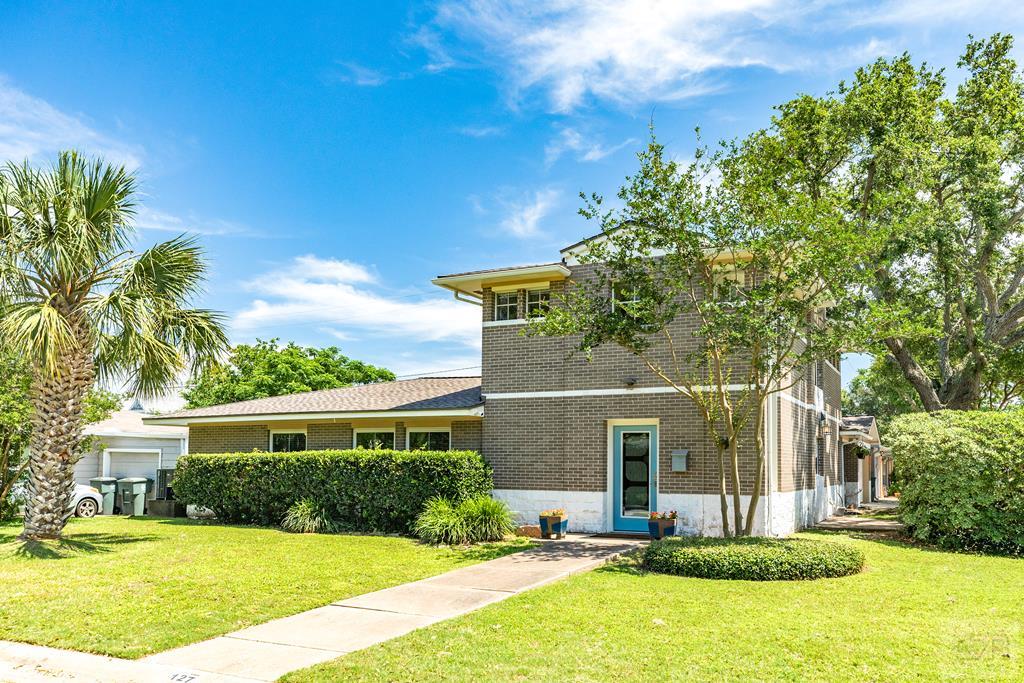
left=143, top=405, right=485, bottom=426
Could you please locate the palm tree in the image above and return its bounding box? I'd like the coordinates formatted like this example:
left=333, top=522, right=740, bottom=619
left=0, top=152, right=228, bottom=540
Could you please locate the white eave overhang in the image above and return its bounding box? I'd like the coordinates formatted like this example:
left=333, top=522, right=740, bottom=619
left=432, top=263, right=571, bottom=301
left=142, top=406, right=485, bottom=426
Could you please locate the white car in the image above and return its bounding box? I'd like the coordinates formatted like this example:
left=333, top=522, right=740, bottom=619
left=72, top=484, right=103, bottom=517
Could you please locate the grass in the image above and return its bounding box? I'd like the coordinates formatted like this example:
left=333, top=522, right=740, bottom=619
left=284, top=531, right=1024, bottom=682
left=0, top=516, right=530, bottom=658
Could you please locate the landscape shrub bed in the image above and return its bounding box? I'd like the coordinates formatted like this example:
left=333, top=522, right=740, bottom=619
left=173, top=449, right=492, bottom=533
left=642, top=536, right=865, bottom=581
left=414, top=496, right=515, bottom=545
left=888, top=410, right=1024, bottom=554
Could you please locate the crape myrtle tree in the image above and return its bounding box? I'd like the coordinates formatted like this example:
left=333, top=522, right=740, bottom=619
left=744, top=34, right=1024, bottom=411
left=0, top=152, right=228, bottom=540
left=529, top=134, right=865, bottom=536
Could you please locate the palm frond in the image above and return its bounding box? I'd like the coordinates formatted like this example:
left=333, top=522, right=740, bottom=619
left=0, top=301, right=79, bottom=375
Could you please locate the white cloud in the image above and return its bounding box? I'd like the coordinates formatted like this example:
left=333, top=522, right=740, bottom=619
left=429, top=0, right=787, bottom=112
left=850, top=0, right=1024, bottom=26
left=545, top=127, right=637, bottom=166
left=135, top=207, right=256, bottom=237
left=499, top=187, right=560, bottom=238
left=330, top=62, right=391, bottom=87
left=233, top=255, right=481, bottom=351
left=459, top=124, right=505, bottom=138
left=0, top=77, right=144, bottom=168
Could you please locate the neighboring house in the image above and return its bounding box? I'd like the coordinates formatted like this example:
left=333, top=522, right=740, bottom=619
left=840, top=415, right=892, bottom=505
left=76, top=405, right=188, bottom=501
left=146, top=234, right=846, bottom=536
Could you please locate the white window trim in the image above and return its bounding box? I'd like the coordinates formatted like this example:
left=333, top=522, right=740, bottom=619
left=494, top=291, right=519, bottom=322
left=483, top=318, right=528, bottom=327
left=525, top=288, right=550, bottom=318
left=406, top=427, right=452, bottom=451
left=269, top=428, right=307, bottom=452
left=353, top=428, right=396, bottom=449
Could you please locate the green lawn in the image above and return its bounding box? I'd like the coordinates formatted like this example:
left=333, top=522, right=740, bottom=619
left=285, top=531, right=1024, bottom=682
left=0, top=516, right=529, bottom=658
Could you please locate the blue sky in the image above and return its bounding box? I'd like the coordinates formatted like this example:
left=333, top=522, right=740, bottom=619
left=3, top=1, right=1024, bottom=402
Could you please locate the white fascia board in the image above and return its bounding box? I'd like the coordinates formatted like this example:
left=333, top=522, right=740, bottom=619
left=144, top=406, right=485, bottom=426
left=85, top=429, right=186, bottom=439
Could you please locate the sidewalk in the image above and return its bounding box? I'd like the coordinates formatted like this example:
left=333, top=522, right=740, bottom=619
left=0, top=535, right=642, bottom=683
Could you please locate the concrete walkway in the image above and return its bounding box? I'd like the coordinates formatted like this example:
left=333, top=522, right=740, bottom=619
left=816, top=499, right=905, bottom=533
left=0, top=535, right=641, bottom=683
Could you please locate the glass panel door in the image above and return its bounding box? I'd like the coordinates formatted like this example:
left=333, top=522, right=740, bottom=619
left=612, top=424, right=657, bottom=532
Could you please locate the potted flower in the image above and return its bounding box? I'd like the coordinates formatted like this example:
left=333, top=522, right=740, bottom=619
left=539, top=508, right=568, bottom=539
left=648, top=511, right=678, bottom=539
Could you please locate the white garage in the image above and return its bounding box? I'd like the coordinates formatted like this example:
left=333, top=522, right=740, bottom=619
left=75, top=408, right=188, bottom=500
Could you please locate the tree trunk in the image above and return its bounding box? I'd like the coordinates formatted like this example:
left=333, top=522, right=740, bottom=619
left=884, top=338, right=945, bottom=411
left=744, top=397, right=766, bottom=536
left=715, top=442, right=731, bottom=537
left=20, top=344, right=94, bottom=541
left=728, top=436, right=744, bottom=535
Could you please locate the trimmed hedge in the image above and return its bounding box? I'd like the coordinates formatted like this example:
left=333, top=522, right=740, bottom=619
left=172, top=449, right=492, bottom=533
left=888, top=410, right=1024, bottom=554
left=642, top=536, right=865, bottom=581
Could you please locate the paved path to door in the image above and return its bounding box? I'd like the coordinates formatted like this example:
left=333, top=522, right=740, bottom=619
left=816, top=499, right=904, bottom=533
left=0, top=535, right=642, bottom=683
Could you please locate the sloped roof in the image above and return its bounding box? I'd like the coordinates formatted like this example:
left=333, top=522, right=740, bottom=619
left=85, top=410, right=187, bottom=438
left=841, top=415, right=876, bottom=434
left=144, top=377, right=483, bottom=424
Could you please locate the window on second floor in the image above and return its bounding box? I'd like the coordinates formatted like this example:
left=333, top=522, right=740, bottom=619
left=495, top=292, right=518, bottom=321
left=611, top=282, right=640, bottom=316
left=525, top=289, right=550, bottom=317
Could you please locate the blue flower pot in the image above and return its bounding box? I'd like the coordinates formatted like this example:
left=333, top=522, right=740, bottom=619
left=648, top=519, right=677, bottom=540
left=539, top=515, right=568, bottom=539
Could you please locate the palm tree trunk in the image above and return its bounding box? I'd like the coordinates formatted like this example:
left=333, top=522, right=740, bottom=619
left=20, top=345, right=94, bottom=541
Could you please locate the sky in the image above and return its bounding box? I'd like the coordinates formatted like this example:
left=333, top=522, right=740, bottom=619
left=4, top=1, right=1024, bottom=405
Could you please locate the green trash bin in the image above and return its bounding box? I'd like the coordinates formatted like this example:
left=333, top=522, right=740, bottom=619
left=116, top=477, right=150, bottom=516
left=89, top=477, right=118, bottom=515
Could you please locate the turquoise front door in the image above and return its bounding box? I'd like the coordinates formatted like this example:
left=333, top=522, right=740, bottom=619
left=611, top=425, right=657, bottom=532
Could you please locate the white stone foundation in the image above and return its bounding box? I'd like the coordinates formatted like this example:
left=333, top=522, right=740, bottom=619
left=494, top=485, right=844, bottom=537
left=492, top=489, right=606, bottom=533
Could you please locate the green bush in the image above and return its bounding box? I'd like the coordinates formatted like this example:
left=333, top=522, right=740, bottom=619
left=888, top=410, right=1024, bottom=554
left=173, top=449, right=492, bottom=533
left=642, top=536, right=865, bottom=581
left=280, top=499, right=338, bottom=534
left=414, top=495, right=515, bottom=545
left=414, top=498, right=468, bottom=544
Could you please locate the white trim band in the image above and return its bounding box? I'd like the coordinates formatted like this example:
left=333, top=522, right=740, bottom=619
left=484, top=385, right=748, bottom=400
left=779, top=392, right=842, bottom=424
left=144, top=406, right=485, bottom=426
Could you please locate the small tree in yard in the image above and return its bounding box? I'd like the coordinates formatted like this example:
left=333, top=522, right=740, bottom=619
left=0, top=152, right=228, bottom=540
left=530, top=135, right=865, bottom=536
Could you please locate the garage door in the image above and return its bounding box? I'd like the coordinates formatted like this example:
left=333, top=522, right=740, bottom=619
left=104, top=451, right=160, bottom=498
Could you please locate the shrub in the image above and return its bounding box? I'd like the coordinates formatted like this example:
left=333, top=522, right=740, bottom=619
left=888, top=410, right=1024, bottom=554
left=173, top=449, right=492, bottom=533
left=458, top=496, right=516, bottom=542
left=281, top=499, right=337, bottom=534
left=414, top=495, right=515, bottom=545
left=414, top=498, right=468, bottom=545
left=642, top=536, right=865, bottom=581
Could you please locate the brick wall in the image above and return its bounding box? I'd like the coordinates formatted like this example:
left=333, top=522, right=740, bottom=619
left=307, top=423, right=353, bottom=450
left=452, top=420, right=483, bottom=451
left=484, top=393, right=762, bottom=495
left=189, top=424, right=269, bottom=454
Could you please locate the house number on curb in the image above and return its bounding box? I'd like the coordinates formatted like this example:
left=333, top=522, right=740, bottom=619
left=168, top=673, right=199, bottom=682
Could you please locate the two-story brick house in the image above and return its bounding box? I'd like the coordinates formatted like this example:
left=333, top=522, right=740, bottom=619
left=147, top=235, right=845, bottom=536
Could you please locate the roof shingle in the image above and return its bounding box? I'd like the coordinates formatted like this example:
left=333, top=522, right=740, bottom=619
left=148, top=377, right=482, bottom=421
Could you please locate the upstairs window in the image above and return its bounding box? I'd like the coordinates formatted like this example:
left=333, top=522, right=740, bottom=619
left=495, top=292, right=518, bottom=321
left=526, top=289, right=550, bottom=317
left=611, top=282, right=640, bottom=316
